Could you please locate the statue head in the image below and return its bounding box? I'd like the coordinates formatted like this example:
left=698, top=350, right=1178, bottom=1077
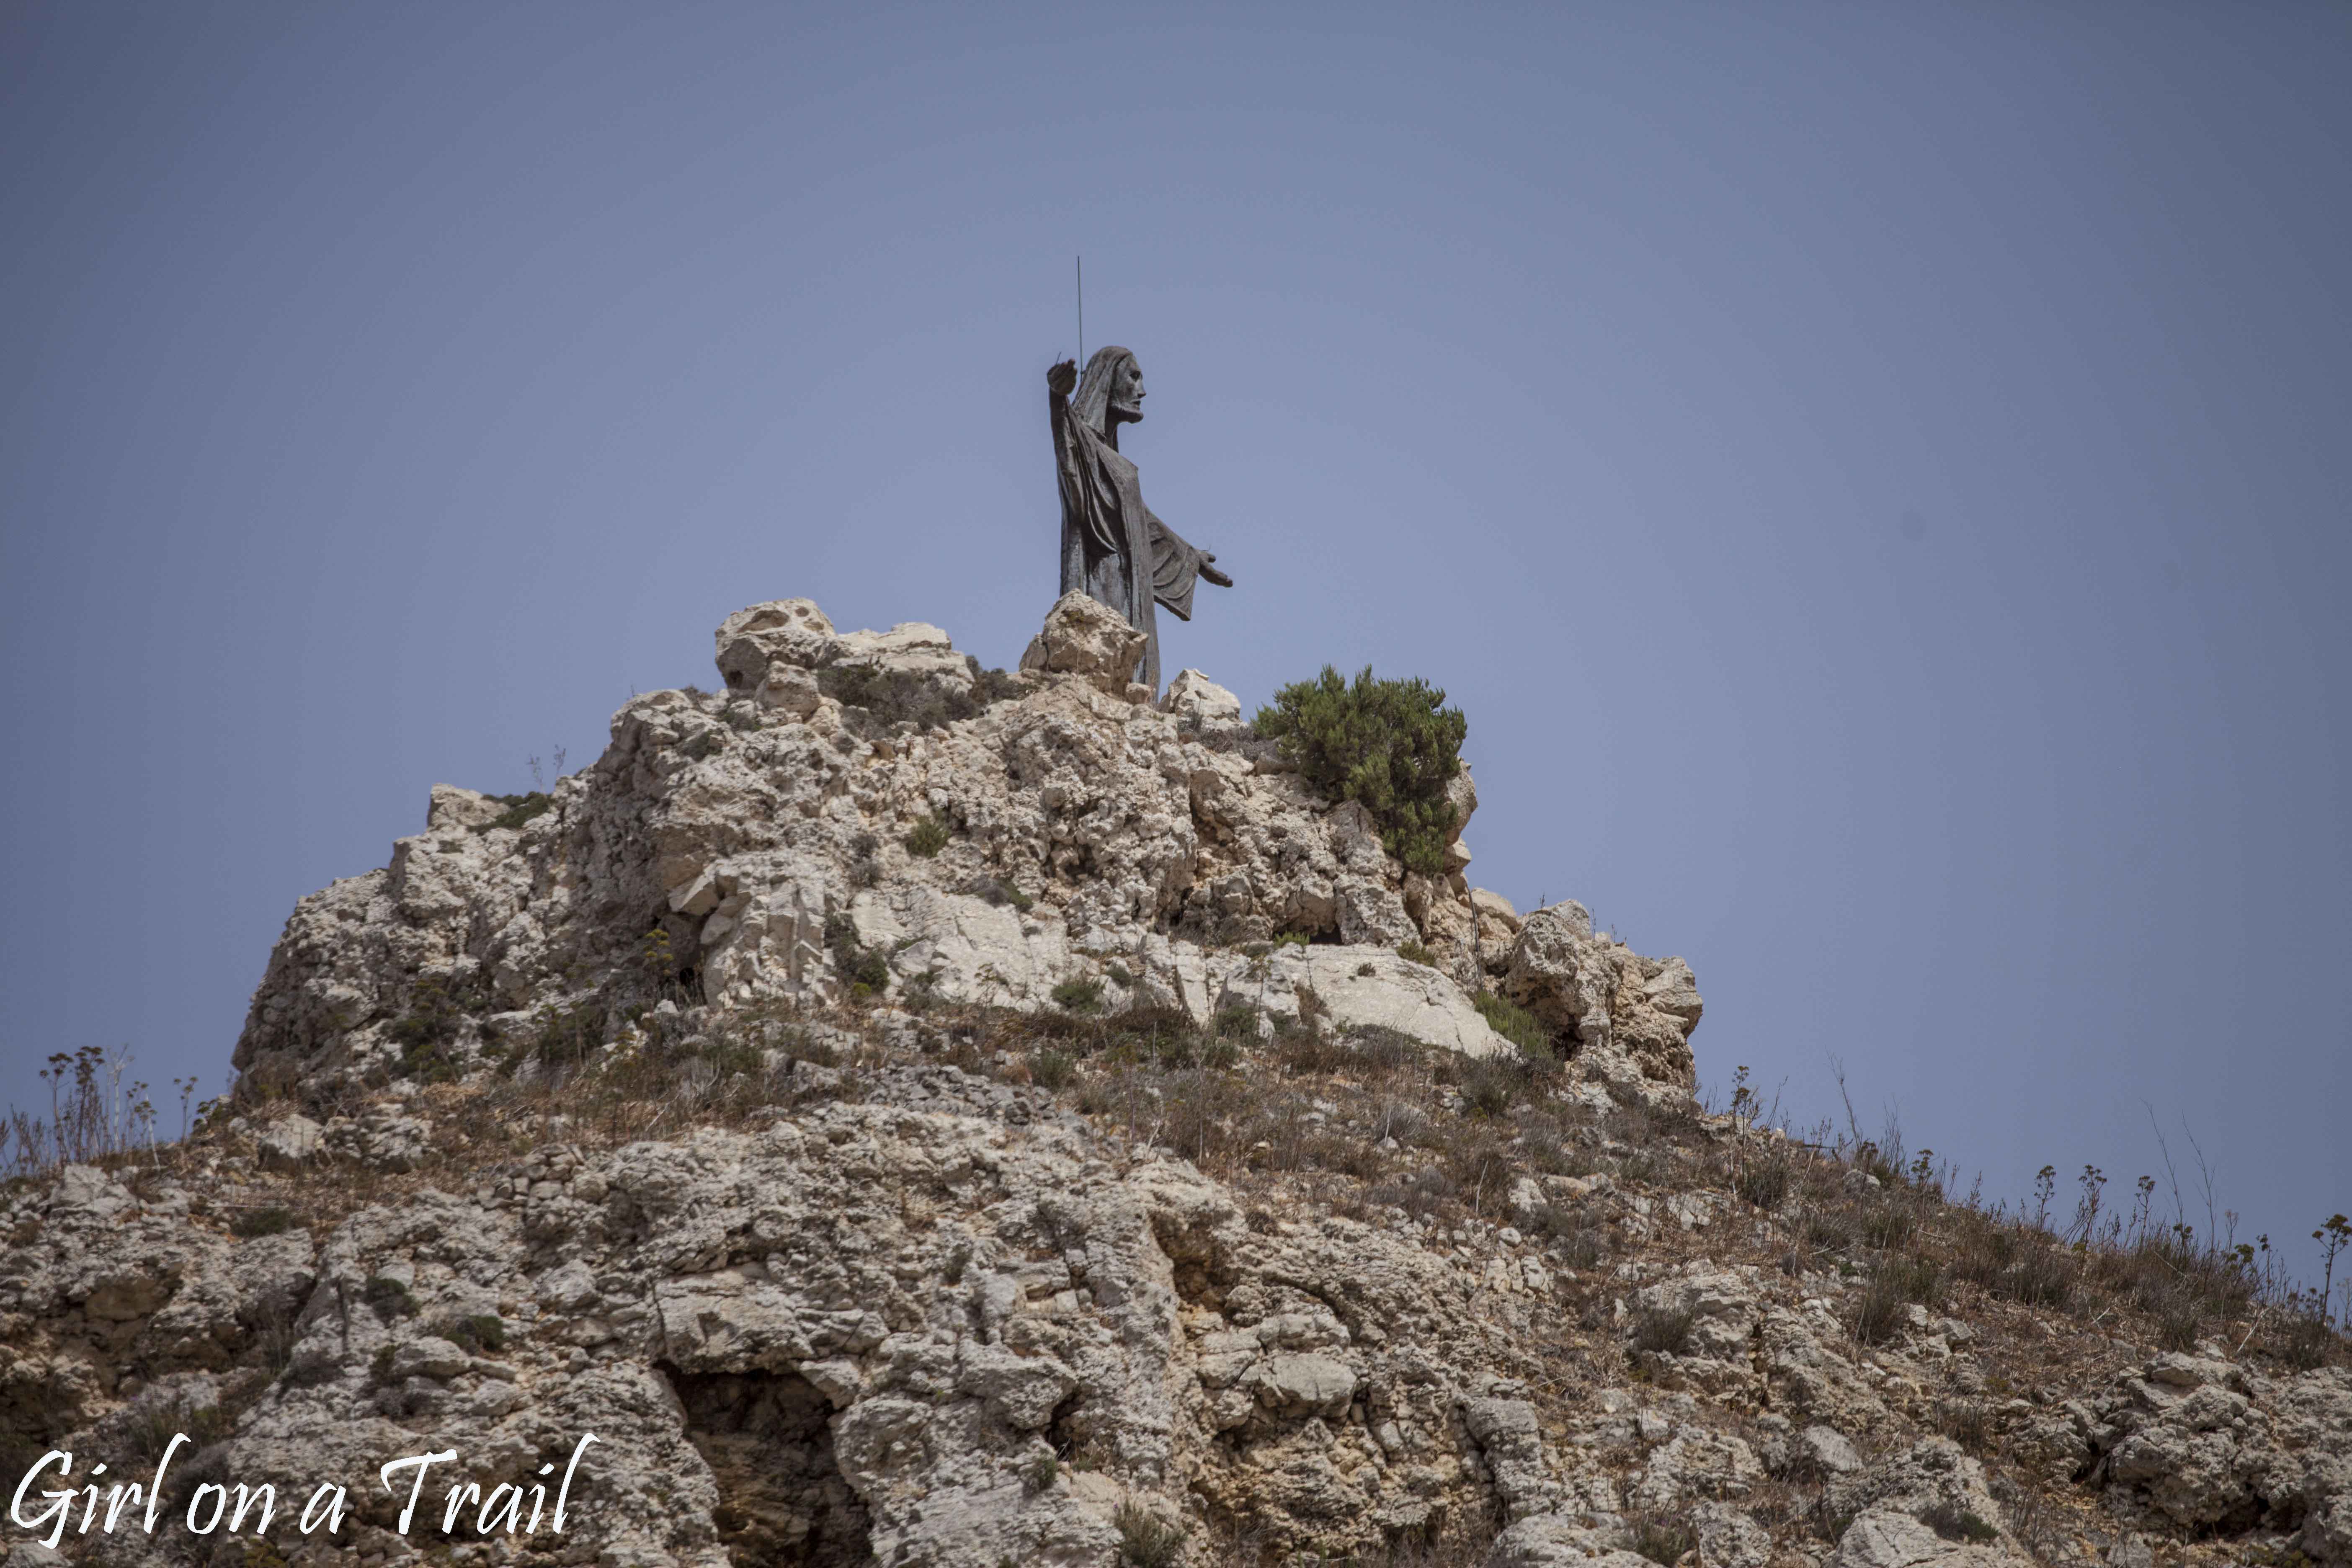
left=1072, top=346, right=1143, bottom=433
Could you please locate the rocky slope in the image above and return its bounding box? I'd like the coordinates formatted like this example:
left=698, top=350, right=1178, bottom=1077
left=2, top=597, right=2344, bottom=1568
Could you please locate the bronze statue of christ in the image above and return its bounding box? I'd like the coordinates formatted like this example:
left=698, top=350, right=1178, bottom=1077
left=1047, top=347, right=1232, bottom=691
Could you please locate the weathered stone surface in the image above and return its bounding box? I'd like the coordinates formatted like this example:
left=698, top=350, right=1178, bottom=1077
left=1502, top=903, right=1701, bottom=1099
left=1802, top=1422, right=1866, bottom=1475
left=0, top=1074, right=1729, bottom=1566
left=1029, top=589, right=1150, bottom=693
left=426, top=782, right=505, bottom=830
left=253, top=1112, right=322, bottom=1170
left=1829, top=1509, right=2022, bottom=1568
left=1163, top=667, right=1242, bottom=724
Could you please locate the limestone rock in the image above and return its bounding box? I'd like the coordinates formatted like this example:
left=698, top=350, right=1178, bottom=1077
left=1031, top=589, right=1148, bottom=693
left=426, top=783, right=504, bottom=830
left=1829, top=1509, right=2023, bottom=1568
left=1802, top=1423, right=1866, bottom=1476
left=1164, top=666, right=1243, bottom=723
left=827, top=619, right=975, bottom=697
left=1220, top=945, right=1510, bottom=1059
left=713, top=596, right=835, bottom=693
left=1503, top=903, right=1701, bottom=1099
left=254, top=1112, right=323, bottom=1170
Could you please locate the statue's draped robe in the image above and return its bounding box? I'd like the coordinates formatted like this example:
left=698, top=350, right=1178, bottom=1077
left=1052, top=395, right=1212, bottom=692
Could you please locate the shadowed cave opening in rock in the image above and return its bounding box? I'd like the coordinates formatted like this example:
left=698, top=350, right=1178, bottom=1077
left=663, top=1366, right=873, bottom=1566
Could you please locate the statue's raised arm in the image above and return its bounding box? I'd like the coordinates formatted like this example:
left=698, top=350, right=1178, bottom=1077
left=1047, top=346, right=1230, bottom=691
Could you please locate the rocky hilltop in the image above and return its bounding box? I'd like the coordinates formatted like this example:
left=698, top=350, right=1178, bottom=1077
left=232, top=591, right=1701, bottom=1109
left=2, top=598, right=2345, bottom=1568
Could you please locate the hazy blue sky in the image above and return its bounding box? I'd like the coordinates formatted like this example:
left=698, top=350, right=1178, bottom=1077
left=3, top=4, right=2346, bottom=1275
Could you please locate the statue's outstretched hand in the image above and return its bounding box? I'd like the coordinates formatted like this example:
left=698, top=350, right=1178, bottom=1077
left=1047, top=358, right=1078, bottom=397
left=1200, top=552, right=1233, bottom=588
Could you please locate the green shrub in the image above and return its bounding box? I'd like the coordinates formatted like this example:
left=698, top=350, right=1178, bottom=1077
left=1853, top=1254, right=1942, bottom=1344
left=1474, top=991, right=1551, bottom=1060
left=1029, top=1050, right=1078, bottom=1090
left=1213, top=1006, right=1260, bottom=1040
left=1923, top=1503, right=1999, bottom=1544
left=1632, top=1305, right=1696, bottom=1355
left=973, top=877, right=1035, bottom=912
left=432, top=1313, right=508, bottom=1354
left=1733, top=1150, right=1793, bottom=1210
left=1806, top=1210, right=1856, bottom=1253
left=122, top=1397, right=234, bottom=1464
left=231, top=1206, right=297, bottom=1238
left=476, top=792, right=554, bottom=833
left=1395, top=940, right=1439, bottom=968
left=1253, top=665, right=1466, bottom=875
left=1052, top=977, right=1105, bottom=1015
left=1113, top=1502, right=1188, bottom=1568
left=1462, top=1059, right=1522, bottom=1117
left=1627, top=1516, right=1697, bottom=1567
left=361, top=1276, right=418, bottom=1323
left=905, top=815, right=952, bottom=857
left=824, top=913, right=891, bottom=998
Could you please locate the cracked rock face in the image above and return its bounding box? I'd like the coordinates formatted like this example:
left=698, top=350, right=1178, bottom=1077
left=0, top=1073, right=1678, bottom=1568
left=230, top=597, right=1703, bottom=1106
left=2083, top=1350, right=2352, bottom=1559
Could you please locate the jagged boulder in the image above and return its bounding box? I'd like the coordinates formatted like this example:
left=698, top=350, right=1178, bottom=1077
left=1020, top=588, right=1149, bottom=695
left=1501, top=902, right=1702, bottom=1100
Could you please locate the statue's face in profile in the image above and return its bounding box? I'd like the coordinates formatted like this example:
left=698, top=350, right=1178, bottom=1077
left=1110, top=357, right=1146, bottom=423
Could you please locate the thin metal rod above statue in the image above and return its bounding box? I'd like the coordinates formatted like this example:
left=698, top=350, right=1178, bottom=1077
left=1046, top=348, right=1233, bottom=693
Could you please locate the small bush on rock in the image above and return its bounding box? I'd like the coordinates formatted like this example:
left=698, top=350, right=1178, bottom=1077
left=123, top=1396, right=233, bottom=1464
left=904, top=815, right=951, bottom=857
left=820, top=664, right=1023, bottom=735
left=476, top=791, right=553, bottom=833
left=433, top=1313, right=508, bottom=1353
left=1113, top=1502, right=1188, bottom=1568
left=362, top=1275, right=419, bottom=1323
left=823, top=914, right=890, bottom=998
left=1052, top=977, right=1105, bottom=1015
left=1923, top=1502, right=1999, bottom=1544
left=1254, top=665, right=1466, bottom=875
left=1473, top=991, right=1553, bottom=1063
left=1213, top=1006, right=1260, bottom=1040
left=1734, top=1148, right=1794, bottom=1210
left=970, top=875, right=1034, bottom=912
left=1633, top=1305, right=1697, bottom=1356
left=231, top=1205, right=296, bottom=1238
left=1627, top=1516, right=1698, bottom=1567
left=1462, top=1059, right=1523, bottom=1118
